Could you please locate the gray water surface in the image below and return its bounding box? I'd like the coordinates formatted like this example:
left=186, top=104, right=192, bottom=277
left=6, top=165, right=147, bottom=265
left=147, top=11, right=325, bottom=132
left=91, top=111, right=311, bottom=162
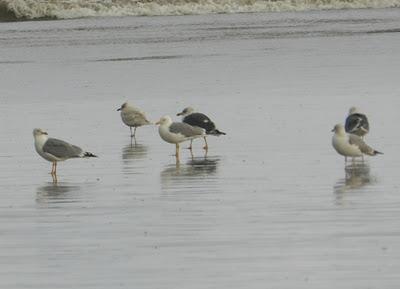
left=1, top=8, right=400, bottom=289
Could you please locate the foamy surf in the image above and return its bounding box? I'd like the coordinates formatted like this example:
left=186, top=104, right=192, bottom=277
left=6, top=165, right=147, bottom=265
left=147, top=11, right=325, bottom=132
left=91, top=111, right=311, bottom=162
left=0, top=0, right=399, bottom=21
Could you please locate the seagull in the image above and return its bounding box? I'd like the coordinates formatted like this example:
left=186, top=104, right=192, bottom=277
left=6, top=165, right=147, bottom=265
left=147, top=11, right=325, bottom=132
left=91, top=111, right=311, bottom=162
left=155, top=115, right=205, bottom=162
left=345, top=106, right=369, bottom=138
left=332, top=124, right=382, bottom=162
left=177, top=107, right=226, bottom=150
left=117, top=102, right=151, bottom=138
left=33, top=128, right=97, bottom=179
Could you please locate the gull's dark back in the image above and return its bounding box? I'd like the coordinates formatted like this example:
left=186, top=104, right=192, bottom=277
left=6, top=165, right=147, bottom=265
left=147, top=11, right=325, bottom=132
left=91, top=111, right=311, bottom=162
left=43, top=138, right=83, bottom=158
left=345, top=113, right=369, bottom=137
left=183, top=113, right=216, bottom=133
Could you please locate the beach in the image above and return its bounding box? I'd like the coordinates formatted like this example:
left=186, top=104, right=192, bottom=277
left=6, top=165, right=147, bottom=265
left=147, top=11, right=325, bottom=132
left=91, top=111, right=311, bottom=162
left=1, top=6, right=400, bottom=289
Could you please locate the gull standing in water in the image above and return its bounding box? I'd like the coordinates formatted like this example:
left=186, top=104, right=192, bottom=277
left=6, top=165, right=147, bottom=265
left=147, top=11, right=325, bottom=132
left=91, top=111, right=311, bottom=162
left=177, top=107, right=226, bottom=150
left=156, top=115, right=205, bottom=162
left=117, top=102, right=151, bottom=139
left=33, top=128, right=97, bottom=181
left=332, top=124, right=382, bottom=162
left=345, top=106, right=369, bottom=138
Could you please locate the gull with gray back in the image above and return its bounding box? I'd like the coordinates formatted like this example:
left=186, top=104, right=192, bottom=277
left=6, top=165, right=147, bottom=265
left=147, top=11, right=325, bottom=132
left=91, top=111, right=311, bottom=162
left=156, top=115, right=205, bottom=162
left=33, top=128, right=97, bottom=180
left=332, top=124, right=382, bottom=162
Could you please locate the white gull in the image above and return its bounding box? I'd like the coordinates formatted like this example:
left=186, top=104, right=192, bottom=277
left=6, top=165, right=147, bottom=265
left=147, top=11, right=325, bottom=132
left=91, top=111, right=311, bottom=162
left=156, top=115, right=205, bottom=162
left=332, top=124, right=382, bottom=161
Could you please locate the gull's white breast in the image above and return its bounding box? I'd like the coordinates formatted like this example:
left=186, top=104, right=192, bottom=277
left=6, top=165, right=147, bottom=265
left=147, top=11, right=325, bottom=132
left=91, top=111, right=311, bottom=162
left=159, top=125, right=187, bottom=144
left=332, top=134, right=362, bottom=157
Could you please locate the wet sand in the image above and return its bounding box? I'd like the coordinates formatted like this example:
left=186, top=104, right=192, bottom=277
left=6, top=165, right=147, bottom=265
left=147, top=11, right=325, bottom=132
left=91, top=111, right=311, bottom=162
left=1, top=8, right=400, bottom=289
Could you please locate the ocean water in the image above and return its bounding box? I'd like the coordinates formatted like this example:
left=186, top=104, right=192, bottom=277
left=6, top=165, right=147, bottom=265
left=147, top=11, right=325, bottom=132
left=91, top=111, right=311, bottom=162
left=1, top=0, right=400, bottom=20
left=1, top=6, right=400, bottom=289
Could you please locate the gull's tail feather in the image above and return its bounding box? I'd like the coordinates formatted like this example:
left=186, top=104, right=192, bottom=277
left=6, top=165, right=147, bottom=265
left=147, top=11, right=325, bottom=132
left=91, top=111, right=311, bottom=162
left=207, top=129, right=226, bottom=136
left=83, top=152, right=97, bottom=158
left=373, top=150, right=383, bottom=155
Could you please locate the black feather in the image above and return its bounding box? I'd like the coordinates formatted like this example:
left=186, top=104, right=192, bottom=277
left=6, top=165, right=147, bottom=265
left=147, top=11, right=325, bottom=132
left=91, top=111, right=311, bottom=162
left=84, top=152, right=97, bottom=158
left=183, top=113, right=216, bottom=132
left=207, top=129, right=226, bottom=136
left=345, top=113, right=369, bottom=136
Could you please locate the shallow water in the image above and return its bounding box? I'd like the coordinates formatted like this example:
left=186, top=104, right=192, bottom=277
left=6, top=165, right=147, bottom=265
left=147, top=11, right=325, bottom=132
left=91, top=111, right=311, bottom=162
left=1, top=8, right=400, bottom=289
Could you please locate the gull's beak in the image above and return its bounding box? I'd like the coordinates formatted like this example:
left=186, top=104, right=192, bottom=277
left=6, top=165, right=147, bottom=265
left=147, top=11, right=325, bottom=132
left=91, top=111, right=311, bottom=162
left=177, top=112, right=182, bottom=116
left=155, top=121, right=160, bottom=125
left=43, top=132, right=48, bottom=135
left=117, top=108, right=121, bottom=111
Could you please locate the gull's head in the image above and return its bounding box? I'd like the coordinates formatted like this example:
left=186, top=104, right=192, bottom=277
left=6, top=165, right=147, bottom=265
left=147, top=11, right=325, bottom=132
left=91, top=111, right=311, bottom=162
left=117, top=102, right=129, bottom=111
left=331, top=124, right=345, bottom=134
left=155, top=115, right=172, bottom=126
left=177, top=107, right=195, bottom=117
left=348, top=106, right=359, bottom=115
left=33, top=128, right=48, bottom=137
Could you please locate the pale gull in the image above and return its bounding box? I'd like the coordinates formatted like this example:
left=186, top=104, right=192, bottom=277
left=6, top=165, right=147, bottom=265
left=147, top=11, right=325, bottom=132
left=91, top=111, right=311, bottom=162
left=33, top=128, right=97, bottom=178
left=177, top=106, right=226, bottom=150
left=345, top=106, right=369, bottom=138
left=332, top=124, right=382, bottom=162
left=117, top=102, right=151, bottom=138
left=156, top=115, right=205, bottom=162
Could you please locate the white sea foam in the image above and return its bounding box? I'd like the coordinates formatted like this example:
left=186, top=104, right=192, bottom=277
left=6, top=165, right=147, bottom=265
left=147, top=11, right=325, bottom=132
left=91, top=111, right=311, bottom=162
left=1, top=0, right=399, bottom=20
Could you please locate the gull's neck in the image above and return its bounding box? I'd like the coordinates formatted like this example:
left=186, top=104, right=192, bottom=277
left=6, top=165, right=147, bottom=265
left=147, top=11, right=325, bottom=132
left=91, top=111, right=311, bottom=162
left=164, top=119, right=173, bottom=128
left=34, top=134, right=49, bottom=148
left=336, top=127, right=347, bottom=137
left=185, top=111, right=194, bottom=116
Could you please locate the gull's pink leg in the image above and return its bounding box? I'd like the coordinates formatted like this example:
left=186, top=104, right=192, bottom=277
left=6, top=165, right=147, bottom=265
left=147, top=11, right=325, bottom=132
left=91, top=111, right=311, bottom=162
left=175, top=143, right=180, bottom=163
left=203, top=137, right=208, bottom=151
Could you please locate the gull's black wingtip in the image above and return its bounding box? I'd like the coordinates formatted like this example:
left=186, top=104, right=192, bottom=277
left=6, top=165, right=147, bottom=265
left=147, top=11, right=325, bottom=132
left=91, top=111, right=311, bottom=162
left=84, top=152, right=98, bottom=158
left=207, top=129, right=226, bottom=136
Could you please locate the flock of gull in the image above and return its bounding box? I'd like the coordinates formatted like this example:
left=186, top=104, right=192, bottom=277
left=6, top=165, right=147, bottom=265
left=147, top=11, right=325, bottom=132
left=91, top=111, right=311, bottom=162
left=33, top=103, right=382, bottom=182
left=33, top=102, right=226, bottom=181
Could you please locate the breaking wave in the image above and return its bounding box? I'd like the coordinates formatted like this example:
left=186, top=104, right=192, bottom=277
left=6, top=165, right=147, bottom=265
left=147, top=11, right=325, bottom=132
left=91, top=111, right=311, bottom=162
left=1, top=0, right=399, bottom=21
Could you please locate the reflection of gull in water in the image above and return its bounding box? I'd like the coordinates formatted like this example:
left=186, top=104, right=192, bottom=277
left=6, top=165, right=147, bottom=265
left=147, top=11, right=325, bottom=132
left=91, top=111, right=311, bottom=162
left=122, top=143, right=148, bottom=161
left=334, top=161, right=376, bottom=195
left=122, top=142, right=148, bottom=175
left=160, top=156, right=220, bottom=191
left=186, top=157, right=219, bottom=175
left=36, top=182, right=81, bottom=206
